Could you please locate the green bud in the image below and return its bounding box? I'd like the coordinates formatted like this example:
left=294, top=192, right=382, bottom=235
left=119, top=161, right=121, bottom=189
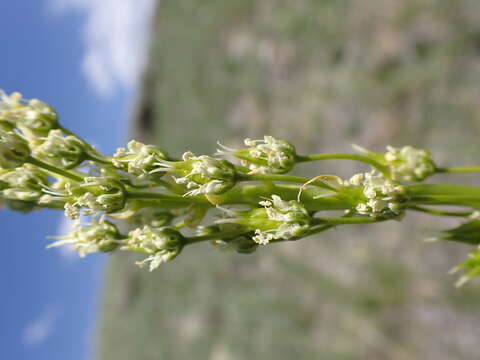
left=234, top=236, right=259, bottom=254
left=133, top=210, right=175, bottom=228
left=4, top=199, right=37, bottom=213
left=346, top=171, right=407, bottom=218
left=113, top=140, right=169, bottom=178
left=126, top=226, right=184, bottom=271
left=439, top=220, right=480, bottom=245
left=218, top=136, right=297, bottom=174
left=47, top=220, right=120, bottom=257
left=33, top=129, right=85, bottom=169
left=173, top=152, right=237, bottom=196
left=222, top=195, right=311, bottom=245
left=0, top=90, right=58, bottom=135
left=0, top=164, right=49, bottom=201
left=0, top=130, right=30, bottom=169
left=68, top=177, right=126, bottom=216
left=353, top=144, right=435, bottom=182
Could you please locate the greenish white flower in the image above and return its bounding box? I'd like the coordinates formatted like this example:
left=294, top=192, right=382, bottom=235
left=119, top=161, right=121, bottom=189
left=125, top=226, right=183, bottom=271
left=217, top=136, right=297, bottom=174
left=228, top=195, right=311, bottom=245
left=113, top=140, right=169, bottom=178
left=353, top=144, right=435, bottom=182
left=0, top=90, right=58, bottom=134
left=0, top=129, right=30, bottom=169
left=173, top=152, right=237, bottom=196
left=33, top=129, right=85, bottom=169
left=66, top=177, right=126, bottom=218
left=47, top=220, right=120, bottom=257
left=348, top=171, right=406, bottom=218
left=0, top=164, right=49, bottom=201
left=384, top=145, right=435, bottom=181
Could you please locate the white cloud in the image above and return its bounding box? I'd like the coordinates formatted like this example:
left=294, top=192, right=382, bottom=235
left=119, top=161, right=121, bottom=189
left=54, top=216, right=79, bottom=262
left=48, top=0, right=157, bottom=97
left=22, top=306, right=59, bottom=346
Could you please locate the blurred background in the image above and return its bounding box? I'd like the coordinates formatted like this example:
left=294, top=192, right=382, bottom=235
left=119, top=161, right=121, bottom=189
left=3, top=1, right=480, bottom=359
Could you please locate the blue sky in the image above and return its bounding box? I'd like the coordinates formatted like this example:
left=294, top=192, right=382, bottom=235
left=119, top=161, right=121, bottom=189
left=0, top=1, right=155, bottom=359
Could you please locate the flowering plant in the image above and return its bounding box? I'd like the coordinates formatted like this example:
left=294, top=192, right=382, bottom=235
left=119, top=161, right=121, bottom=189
left=2, top=89, right=480, bottom=286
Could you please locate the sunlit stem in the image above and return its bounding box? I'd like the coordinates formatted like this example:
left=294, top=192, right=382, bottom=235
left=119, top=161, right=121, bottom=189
left=297, top=153, right=390, bottom=177
left=27, top=156, right=84, bottom=183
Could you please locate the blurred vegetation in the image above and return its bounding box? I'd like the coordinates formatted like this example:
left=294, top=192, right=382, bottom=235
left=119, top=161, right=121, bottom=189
left=97, top=0, right=480, bottom=359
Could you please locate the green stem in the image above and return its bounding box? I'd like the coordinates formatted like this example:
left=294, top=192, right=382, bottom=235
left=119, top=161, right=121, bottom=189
left=27, top=156, right=84, bottom=182
left=184, top=230, right=248, bottom=245
left=237, top=173, right=338, bottom=192
left=86, top=152, right=112, bottom=165
left=409, top=195, right=480, bottom=207
left=312, top=216, right=387, bottom=225
left=127, top=191, right=209, bottom=205
left=409, top=206, right=473, bottom=218
left=408, top=184, right=480, bottom=197
left=436, top=166, right=480, bottom=174
left=59, top=125, right=111, bottom=163
left=211, top=184, right=354, bottom=211
left=297, top=153, right=390, bottom=177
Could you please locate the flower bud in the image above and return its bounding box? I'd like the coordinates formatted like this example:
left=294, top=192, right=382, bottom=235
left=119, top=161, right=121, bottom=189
left=173, top=152, right=237, bottom=196
left=67, top=177, right=126, bottom=217
left=33, top=129, right=85, bottom=169
left=0, top=130, right=30, bottom=169
left=125, top=226, right=184, bottom=271
left=47, top=220, right=120, bottom=257
left=438, top=220, right=480, bottom=245
left=218, top=136, right=297, bottom=174
left=353, top=144, right=435, bottom=182
left=113, top=140, right=169, bottom=178
left=346, top=170, right=406, bottom=218
left=0, top=164, right=49, bottom=201
left=0, top=90, right=58, bottom=135
left=222, top=195, right=311, bottom=245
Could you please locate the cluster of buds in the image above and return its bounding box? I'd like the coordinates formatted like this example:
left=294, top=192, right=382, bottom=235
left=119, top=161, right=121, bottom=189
left=217, top=135, right=297, bottom=174
left=33, top=129, right=86, bottom=169
left=354, top=144, right=436, bottom=182
left=0, top=90, right=57, bottom=137
left=48, top=219, right=120, bottom=257
left=64, top=177, right=127, bottom=219
left=112, top=140, right=169, bottom=179
left=0, top=164, right=48, bottom=201
left=345, top=171, right=407, bottom=218
left=5, top=88, right=480, bottom=287
left=222, top=195, right=311, bottom=245
left=170, top=152, right=237, bottom=196
left=123, top=226, right=184, bottom=271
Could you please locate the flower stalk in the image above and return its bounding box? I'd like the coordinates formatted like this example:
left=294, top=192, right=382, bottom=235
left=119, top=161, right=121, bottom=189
left=3, top=89, right=480, bottom=286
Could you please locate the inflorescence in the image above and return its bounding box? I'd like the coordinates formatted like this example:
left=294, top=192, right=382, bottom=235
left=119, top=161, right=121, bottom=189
left=2, top=89, right=480, bottom=285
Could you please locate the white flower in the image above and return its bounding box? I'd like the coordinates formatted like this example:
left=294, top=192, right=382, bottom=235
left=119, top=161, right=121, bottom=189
left=384, top=145, right=435, bottom=182
left=217, top=136, right=297, bottom=174
left=113, top=140, right=169, bottom=178
left=47, top=220, right=119, bottom=257
left=351, top=170, right=406, bottom=217
left=174, top=152, right=236, bottom=196
left=252, top=195, right=310, bottom=245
